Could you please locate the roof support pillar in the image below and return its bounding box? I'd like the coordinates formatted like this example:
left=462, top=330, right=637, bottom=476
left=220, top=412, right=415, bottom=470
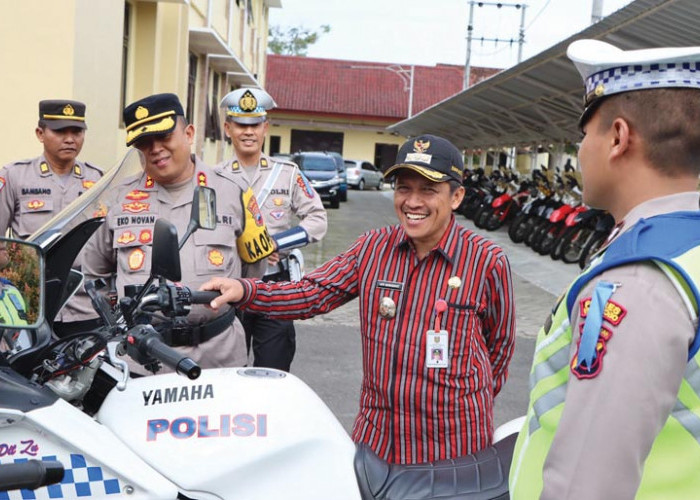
left=529, top=144, right=538, bottom=173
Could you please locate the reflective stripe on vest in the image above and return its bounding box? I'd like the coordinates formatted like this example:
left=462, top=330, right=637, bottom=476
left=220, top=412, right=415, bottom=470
left=0, top=288, right=26, bottom=324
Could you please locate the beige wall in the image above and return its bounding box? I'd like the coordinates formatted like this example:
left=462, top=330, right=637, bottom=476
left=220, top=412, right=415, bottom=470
left=0, top=0, right=123, bottom=168
left=74, top=0, right=126, bottom=168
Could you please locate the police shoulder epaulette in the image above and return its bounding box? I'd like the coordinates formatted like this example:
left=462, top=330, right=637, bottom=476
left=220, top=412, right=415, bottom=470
left=84, top=161, right=104, bottom=173
left=4, top=158, right=32, bottom=169
left=0, top=277, right=11, bottom=285
left=213, top=163, right=237, bottom=181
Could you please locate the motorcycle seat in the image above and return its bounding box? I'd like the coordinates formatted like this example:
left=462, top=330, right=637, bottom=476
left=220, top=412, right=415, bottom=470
left=353, top=434, right=514, bottom=500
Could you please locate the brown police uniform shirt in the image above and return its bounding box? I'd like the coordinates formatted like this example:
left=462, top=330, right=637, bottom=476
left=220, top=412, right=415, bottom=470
left=219, top=153, right=327, bottom=274
left=0, top=155, right=103, bottom=323
left=83, top=156, right=267, bottom=370
left=541, top=192, right=700, bottom=500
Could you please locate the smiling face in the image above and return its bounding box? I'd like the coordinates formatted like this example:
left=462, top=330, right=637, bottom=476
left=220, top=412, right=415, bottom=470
left=393, top=170, right=464, bottom=258
left=36, top=126, right=85, bottom=171
left=224, top=119, right=269, bottom=165
left=133, top=119, right=195, bottom=185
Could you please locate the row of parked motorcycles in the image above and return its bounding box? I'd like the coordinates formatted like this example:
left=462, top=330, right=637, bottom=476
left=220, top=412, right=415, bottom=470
left=457, top=164, right=615, bottom=269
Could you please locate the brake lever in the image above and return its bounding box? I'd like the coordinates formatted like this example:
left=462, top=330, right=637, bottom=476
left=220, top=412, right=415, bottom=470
left=105, top=341, right=129, bottom=391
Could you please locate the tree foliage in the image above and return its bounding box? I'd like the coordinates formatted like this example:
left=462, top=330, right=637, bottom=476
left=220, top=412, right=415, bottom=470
left=2, top=242, right=41, bottom=323
left=268, top=24, right=331, bottom=56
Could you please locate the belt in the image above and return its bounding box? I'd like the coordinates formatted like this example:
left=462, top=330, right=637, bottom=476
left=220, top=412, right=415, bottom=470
left=160, top=308, right=237, bottom=347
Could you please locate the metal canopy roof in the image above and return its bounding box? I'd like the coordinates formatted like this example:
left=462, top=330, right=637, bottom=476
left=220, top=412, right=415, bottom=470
left=388, top=0, right=700, bottom=150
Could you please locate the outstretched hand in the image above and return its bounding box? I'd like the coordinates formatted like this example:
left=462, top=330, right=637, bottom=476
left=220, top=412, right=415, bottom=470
left=199, top=278, right=245, bottom=311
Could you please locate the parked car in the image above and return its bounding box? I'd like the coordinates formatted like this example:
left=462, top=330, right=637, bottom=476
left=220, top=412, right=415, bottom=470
left=305, top=151, right=347, bottom=202
left=344, top=159, right=383, bottom=190
left=291, top=152, right=342, bottom=209
left=271, top=153, right=293, bottom=162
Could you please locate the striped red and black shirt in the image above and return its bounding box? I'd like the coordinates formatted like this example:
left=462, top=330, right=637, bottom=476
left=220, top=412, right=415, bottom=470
left=238, top=215, right=515, bottom=464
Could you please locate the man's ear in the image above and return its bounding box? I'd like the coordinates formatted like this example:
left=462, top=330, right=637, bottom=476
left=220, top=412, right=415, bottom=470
left=451, top=186, right=466, bottom=210
left=35, top=127, right=45, bottom=143
left=609, top=117, right=631, bottom=161
left=223, top=120, right=233, bottom=139
left=184, top=123, right=196, bottom=145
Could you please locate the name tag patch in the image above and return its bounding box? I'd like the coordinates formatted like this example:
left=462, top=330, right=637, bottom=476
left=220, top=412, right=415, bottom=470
left=376, top=280, right=404, bottom=292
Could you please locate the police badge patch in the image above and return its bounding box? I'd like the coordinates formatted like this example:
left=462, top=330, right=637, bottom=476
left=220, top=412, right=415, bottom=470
left=571, top=324, right=614, bottom=379
left=296, top=173, right=315, bottom=199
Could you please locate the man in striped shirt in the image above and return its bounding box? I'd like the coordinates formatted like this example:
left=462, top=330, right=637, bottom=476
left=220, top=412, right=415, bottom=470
left=202, top=134, right=516, bottom=464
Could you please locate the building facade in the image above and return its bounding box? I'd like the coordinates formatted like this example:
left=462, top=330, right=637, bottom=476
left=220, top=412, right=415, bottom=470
left=0, top=0, right=278, bottom=169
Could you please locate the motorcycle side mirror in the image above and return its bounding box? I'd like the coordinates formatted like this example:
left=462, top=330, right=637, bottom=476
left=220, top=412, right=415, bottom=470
left=151, top=219, right=181, bottom=282
left=0, top=238, right=44, bottom=330
left=178, top=186, right=217, bottom=250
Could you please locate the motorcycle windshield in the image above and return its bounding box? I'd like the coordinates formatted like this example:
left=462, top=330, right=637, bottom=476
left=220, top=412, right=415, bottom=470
left=28, top=149, right=145, bottom=247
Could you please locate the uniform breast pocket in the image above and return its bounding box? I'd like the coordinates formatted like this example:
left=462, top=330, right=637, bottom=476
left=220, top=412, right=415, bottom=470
left=264, top=196, right=290, bottom=222
left=193, top=230, right=235, bottom=276
left=443, top=302, right=484, bottom=376
left=114, top=237, right=151, bottom=276
left=18, top=197, right=54, bottom=235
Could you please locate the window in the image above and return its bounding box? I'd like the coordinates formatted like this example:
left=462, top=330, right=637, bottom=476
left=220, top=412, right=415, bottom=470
left=119, top=3, right=131, bottom=124
left=246, top=0, right=254, bottom=25
left=205, top=72, right=222, bottom=141
left=290, top=130, right=343, bottom=154
left=269, top=135, right=281, bottom=156
left=374, top=143, right=399, bottom=170
left=186, top=53, right=198, bottom=124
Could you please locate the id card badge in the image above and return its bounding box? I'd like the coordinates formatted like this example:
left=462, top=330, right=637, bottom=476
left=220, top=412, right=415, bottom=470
left=426, top=329, right=449, bottom=368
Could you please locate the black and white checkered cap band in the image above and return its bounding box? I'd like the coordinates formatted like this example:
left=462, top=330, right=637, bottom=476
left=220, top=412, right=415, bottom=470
left=584, top=61, right=700, bottom=106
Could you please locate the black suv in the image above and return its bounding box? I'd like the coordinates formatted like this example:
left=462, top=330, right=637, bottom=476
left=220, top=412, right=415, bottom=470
left=291, top=152, right=342, bottom=209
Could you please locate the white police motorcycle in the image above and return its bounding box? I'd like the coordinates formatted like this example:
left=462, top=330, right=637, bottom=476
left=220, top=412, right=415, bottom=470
left=0, top=150, right=515, bottom=499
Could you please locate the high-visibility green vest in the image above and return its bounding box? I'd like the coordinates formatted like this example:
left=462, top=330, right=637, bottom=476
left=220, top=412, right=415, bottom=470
left=0, top=279, right=28, bottom=326
left=510, top=212, right=700, bottom=499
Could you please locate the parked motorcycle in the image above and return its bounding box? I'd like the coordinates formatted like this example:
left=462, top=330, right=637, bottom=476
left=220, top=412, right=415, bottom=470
left=530, top=173, right=583, bottom=255
left=476, top=173, right=533, bottom=231
left=0, top=150, right=515, bottom=499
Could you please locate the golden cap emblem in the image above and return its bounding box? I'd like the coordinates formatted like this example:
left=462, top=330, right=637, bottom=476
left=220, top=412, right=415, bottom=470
left=62, top=104, right=75, bottom=116
left=413, top=140, right=430, bottom=153
left=239, top=90, right=258, bottom=112
left=135, top=106, right=149, bottom=120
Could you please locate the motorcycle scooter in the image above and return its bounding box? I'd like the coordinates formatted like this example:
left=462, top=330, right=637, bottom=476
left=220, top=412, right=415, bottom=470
left=0, top=150, right=516, bottom=499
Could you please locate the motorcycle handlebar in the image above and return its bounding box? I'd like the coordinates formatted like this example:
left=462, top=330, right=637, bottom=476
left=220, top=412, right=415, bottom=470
left=0, top=460, right=64, bottom=492
left=128, top=325, right=201, bottom=380
left=188, top=290, right=221, bottom=305
left=141, top=334, right=201, bottom=380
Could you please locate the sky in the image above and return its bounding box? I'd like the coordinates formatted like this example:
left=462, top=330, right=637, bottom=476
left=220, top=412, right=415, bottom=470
left=269, top=0, right=635, bottom=69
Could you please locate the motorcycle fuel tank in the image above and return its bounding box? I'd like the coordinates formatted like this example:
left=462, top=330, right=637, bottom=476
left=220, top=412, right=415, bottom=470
left=97, top=367, right=361, bottom=500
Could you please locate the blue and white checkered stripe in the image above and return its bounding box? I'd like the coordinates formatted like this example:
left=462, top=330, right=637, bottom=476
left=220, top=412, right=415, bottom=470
left=0, top=455, right=120, bottom=499
left=585, top=61, right=700, bottom=104
left=228, top=105, right=265, bottom=114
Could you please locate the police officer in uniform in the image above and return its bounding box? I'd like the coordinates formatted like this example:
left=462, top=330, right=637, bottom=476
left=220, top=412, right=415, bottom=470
left=510, top=41, right=700, bottom=499
left=0, top=100, right=102, bottom=336
left=219, top=88, right=327, bottom=371
left=83, top=93, right=273, bottom=371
